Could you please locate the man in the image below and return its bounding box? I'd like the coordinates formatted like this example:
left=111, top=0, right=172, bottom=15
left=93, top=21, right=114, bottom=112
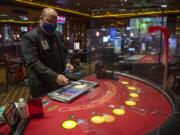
left=21, top=8, right=73, bottom=97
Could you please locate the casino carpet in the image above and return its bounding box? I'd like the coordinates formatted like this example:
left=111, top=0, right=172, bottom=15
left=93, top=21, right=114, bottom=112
left=0, top=67, right=31, bottom=108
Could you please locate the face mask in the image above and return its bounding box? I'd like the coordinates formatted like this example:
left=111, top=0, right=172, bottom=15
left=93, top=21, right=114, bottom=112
left=42, top=22, right=57, bottom=34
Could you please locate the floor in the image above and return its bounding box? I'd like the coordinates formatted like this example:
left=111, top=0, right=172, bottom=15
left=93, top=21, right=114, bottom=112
left=0, top=67, right=31, bottom=108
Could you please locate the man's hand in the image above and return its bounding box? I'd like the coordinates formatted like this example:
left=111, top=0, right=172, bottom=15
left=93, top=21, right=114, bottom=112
left=66, top=63, right=74, bottom=72
left=56, top=74, right=69, bottom=85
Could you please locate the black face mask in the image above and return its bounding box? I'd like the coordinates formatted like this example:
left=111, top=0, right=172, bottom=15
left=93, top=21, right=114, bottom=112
left=42, top=22, right=57, bottom=34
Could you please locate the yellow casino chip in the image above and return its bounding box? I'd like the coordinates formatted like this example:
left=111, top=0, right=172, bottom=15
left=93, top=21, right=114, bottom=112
left=91, top=115, right=105, bottom=124
left=103, top=115, right=115, bottom=123
left=129, top=93, right=139, bottom=98
left=113, top=108, right=126, bottom=115
left=62, top=120, right=77, bottom=129
left=125, top=100, right=136, bottom=106
left=127, top=86, right=137, bottom=91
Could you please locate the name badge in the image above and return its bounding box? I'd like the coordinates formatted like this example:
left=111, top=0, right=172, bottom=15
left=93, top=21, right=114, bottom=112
left=41, top=40, right=49, bottom=50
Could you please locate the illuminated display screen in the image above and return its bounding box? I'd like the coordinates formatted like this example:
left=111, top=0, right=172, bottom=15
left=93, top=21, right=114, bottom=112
left=74, top=42, right=80, bottom=50
left=21, top=26, right=28, bottom=32
left=109, top=27, right=117, bottom=40
left=128, top=48, right=135, bottom=51
left=57, top=16, right=66, bottom=24
left=130, top=17, right=167, bottom=36
left=169, top=37, right=177, bottom=53
left=103, top=36, right=109, bottom=42
left=48, top=80, right=98, bottom=102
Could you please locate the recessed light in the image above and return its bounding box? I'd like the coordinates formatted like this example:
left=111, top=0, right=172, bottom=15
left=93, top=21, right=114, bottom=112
left=161, top=4, right=167, bottom=8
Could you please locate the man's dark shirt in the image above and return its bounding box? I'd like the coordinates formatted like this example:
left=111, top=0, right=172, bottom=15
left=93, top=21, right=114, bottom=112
left=21, top=26, right=66, bottom=97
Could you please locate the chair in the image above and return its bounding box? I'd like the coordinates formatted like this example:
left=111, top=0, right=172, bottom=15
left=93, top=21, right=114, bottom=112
left=3, top=53, right=19, bottom=90
left=168, top=61, right=180, bottom=96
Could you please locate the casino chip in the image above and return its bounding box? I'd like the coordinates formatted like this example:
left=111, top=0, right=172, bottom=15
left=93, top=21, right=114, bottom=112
left=129, top=92, right=139, bottom=98
left=113, top=108, right=126, bottom=115
left=125, top=100, right=136, bottom=106
left=91, top=115, right=105, bottom=124
left=103, top=115, right=115, bottom=123
left=62, top=120, right=77, bottom=129
left=127, top=86, right=137, bottom=91
left=121, top=81, right=129, bottom=85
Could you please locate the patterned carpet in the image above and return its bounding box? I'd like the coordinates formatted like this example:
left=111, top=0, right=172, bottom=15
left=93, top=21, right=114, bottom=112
left=0, top=67, right=31, bottom=107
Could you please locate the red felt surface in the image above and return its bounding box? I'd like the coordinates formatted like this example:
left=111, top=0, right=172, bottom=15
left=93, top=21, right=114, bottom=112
left=139, top=55, right=159, bottom=63
left=0, top=124, right=11, bottom=135
left=139, top=55, right=175, bottom=63
left=24, top=75, right=173, bottom=135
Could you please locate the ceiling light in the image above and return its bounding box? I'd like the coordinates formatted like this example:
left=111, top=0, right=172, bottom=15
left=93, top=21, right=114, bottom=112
left=100, top=28, right=106, bottom=31
left=130, top=32, right=134, bottom=37
left=126, top=27, right=131, bottom=30
left=161, top=4, right=167, bottom=8
left=96, top=31, right=100, bottom=37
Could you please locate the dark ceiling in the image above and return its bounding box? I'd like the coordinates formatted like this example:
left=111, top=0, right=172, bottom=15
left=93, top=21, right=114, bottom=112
left=1, top=0, right=180, bottom=18
left=33, top=0, right=180, bottom=14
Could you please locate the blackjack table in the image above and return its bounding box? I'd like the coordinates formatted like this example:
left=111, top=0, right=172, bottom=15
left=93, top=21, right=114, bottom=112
left=24, top=73, right=174, bottom=135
